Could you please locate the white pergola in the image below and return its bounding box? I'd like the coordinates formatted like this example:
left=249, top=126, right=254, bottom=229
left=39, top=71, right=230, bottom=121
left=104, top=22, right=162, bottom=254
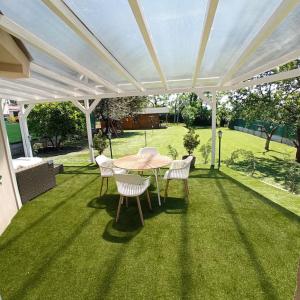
left=0, top=0, right=300, bottom=167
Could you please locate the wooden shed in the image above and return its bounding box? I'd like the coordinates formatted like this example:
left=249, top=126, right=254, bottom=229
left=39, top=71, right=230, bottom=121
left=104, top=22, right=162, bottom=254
left=121, top=107, right=169, bottom=130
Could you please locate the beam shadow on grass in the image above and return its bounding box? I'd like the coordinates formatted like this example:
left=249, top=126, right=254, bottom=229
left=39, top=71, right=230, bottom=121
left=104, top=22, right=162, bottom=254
left=0, top=176, right=99, bottom=252
left=9, top=209, right=100, bottom=300
left=215, top=179, right=279, bottom=299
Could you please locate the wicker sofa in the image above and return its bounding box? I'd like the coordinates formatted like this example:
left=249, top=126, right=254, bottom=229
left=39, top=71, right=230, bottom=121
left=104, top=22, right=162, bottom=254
left=14, top=158, right=56, bottom=204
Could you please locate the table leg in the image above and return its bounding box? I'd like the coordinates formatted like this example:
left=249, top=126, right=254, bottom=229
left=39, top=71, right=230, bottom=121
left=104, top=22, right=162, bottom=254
left=154, top=168, right=161, bottom=206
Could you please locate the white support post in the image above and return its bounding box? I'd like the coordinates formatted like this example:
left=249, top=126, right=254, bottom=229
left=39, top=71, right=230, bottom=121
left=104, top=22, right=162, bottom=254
left=84, top=99, right=95, bottom=163
left=19, top=104, right=34, bottom=157
left=211, top=91, right=217, bottom=168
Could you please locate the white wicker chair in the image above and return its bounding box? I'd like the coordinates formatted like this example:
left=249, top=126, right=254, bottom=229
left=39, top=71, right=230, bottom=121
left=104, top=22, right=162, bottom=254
left=163, top=156, right=193, bottom=201
left=137, top=147, right=159, bottom=157
left=95, top=155, right=127, bottom=197
left=114, top=174, right=152, bottom=226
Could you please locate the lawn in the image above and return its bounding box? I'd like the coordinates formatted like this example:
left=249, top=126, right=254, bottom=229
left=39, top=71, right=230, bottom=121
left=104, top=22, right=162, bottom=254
left=0, top=165, right=299, bottom=299
left=5, top=122, right=22, bottom=144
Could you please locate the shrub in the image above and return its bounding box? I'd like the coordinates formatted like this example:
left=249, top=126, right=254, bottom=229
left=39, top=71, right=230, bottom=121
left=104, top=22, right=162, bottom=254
left=183, top=129, right=200, bottom=155
left=199, top=138, right=212, bottom=164
left=225, top=149, right=256, bottom=176
left=7, top=115, right=17, bottom=123
left=283, top=159, right=300, bottom=193
left=93, top=131, right=108, bottom=155
left=167, top=145, right=178, bottom=160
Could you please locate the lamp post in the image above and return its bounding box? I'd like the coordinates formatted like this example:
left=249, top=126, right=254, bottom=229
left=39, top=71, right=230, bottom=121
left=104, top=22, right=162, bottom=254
left=218, top=130, right=223, bottom=170
left=108, top=131, right=113, bottom=159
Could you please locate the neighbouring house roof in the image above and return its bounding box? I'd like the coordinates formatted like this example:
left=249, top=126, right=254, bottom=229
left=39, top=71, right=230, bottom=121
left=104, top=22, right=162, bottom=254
left=0, top=1, right=299, bottom=104
left=140, top=107, right=169, bottom=115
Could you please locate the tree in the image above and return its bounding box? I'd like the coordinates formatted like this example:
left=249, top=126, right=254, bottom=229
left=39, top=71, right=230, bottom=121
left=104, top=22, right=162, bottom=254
left=95, top=96, right=148, bottom=135
left=181, top=105, right=197, bottom=128
left=230, top=85, right=285, bottom=151
left=28, top=102, right=85, bottom=148
left=183, top=129, right=200, bottom=155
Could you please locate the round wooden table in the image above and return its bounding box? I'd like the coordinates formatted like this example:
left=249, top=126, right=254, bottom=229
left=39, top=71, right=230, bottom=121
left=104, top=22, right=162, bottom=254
left=113, top=154, right=172, bottom=206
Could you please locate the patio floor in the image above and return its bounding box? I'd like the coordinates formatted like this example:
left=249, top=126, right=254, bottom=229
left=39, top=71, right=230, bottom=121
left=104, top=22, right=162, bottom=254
left=0, top=165, right=299, bottom=299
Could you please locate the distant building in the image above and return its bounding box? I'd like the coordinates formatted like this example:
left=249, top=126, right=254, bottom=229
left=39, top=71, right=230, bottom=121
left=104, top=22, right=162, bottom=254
left=121, top=107, right=169, bottom=130
left=2, top=100, right=20, bottom=118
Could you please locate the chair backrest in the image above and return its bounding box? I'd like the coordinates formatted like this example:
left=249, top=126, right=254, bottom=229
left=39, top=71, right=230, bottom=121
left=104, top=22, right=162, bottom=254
left=95, top=155, right=114, bottom=177
left=169, top=155, right=193, bottom=178
left=114, top=174, right=148, bottom=195
left=137, top=147, right=158, bottom=156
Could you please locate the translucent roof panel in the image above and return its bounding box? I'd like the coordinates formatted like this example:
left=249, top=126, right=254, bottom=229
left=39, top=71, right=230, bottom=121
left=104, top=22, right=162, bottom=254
left=140, top=0, right=207, bottom=80
left=199, top=0, right=282, bottom=78
left=234, top=5, right=300, bottom=79
left=0, top=0, right=126, bottom=84
left=65, top=0, right=160, bottom=82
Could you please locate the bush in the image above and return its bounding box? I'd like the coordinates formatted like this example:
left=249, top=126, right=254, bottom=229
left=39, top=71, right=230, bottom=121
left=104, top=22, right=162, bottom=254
left=225, top=149, right=256, bottom=176
left=199, top=138, right=212, bottom=164
left=183, top=129, right=200, bottom=155
left=283, top=159, right=300, bottom=193
left=167, top=145, right=178, bottom=160
left=93, top=131, right=108, bottom=155
left=182, top=105, right=197, bottom=128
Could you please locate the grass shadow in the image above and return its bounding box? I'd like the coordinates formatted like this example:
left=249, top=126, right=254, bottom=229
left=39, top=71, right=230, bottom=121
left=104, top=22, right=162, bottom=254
left=215, top=179, right=280, bottom=299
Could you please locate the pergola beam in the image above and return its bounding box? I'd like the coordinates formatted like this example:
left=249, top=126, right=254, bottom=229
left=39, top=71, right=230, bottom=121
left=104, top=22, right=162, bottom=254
left=0, top=79, right=58, bottom=98
left=192, top=0, right=219, bottom=87
left=225, top=67, right=300, bottom=91
left=0, top=87, right=43, bottom=100
left=219, top=0, right=300, bottom=86
left=31, top=63, right=102, bottom=95
left=42, top=0, right=144, bottom=92
left=18, top=77, right=84, bottom=97
left=0, top=14, right=121, bottom=93
left=18, top=86, right=217, bottom=104
left=128, top=0, right=168, bottom=89
left=228, top=48, right=300, bottom=86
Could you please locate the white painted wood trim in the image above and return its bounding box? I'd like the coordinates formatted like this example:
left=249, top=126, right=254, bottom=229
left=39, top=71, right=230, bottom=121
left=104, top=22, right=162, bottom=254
left=0, top=99, right=22, bottom=210
left=219, top=0, right=300, bottom=86
left=128, top=0, right=168, bottom=89
left=31, top=63, right=101, bottom=95
left=211, top=91, right=216, bottom=167
left=42, top=0, right=144, bottom=92
left=0, top=14, right=121, bottom=93
left=192, top=0, right=219, bottom=87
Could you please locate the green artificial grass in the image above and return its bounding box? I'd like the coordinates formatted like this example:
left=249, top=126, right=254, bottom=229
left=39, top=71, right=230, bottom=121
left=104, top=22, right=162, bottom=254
left=41, top=125, right=299, bottom=215
left=0, top=165, right=299, bottom=299
left=5, top=122, right=22, bottom=144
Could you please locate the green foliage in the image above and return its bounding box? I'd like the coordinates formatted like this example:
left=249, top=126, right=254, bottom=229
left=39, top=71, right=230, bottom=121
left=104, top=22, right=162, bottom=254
left=225, top=149, right=256, bottom=176
left=181, top=105, right=197, bottom=128
left=283, top=158, right=300, bottom=193
left=199, top=138, right=212, bottom=164
left=167, top=144, right=178, bottom=160
left=183, top=129, right=200, bottom=155
left=93, top=131, right=108, bottom=155
left=28, top=102, right=85, bottom=148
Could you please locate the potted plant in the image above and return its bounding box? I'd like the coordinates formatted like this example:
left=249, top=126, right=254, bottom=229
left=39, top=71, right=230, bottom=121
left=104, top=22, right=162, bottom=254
left=93, top=131, right=108, bottom=156
left=183, top=129, right=200, bottom=168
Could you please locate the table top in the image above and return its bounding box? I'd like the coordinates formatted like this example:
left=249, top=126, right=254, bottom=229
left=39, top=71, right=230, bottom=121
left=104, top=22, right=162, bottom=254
left=113, top=154, right=172, bottom=170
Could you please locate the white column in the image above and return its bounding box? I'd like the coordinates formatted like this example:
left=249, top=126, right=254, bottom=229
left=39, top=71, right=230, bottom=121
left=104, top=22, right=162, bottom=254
left=84, top=99, right=95, bottom=163
left=19, top=105, right=33, bottom=157
left=211, top=91, right=217, bottom=168
left=0, top=100, right=22, bottom=234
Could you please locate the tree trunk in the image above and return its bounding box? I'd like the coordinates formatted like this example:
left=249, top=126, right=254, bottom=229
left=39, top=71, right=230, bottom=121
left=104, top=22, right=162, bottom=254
left=265, top=137, right=271, bottom=151
left=296, top=127, right=300, bottom=163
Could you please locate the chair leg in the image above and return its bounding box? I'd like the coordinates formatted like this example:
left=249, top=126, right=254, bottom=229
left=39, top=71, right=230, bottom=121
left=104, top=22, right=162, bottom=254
left=106, top=177, right=109, bottom=191
left=116, top=195, right=123, bottom=222
left=125, top=197, right=128, bottom=207
left=184, top=180, right=189, bottom=199
left=99, top=177, right=104, bottom=197
left=164, top=179, right=169, bottom=202
left=146, top=189, right=152, bottom=210
left=136, top=196, right=144, bottom=226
